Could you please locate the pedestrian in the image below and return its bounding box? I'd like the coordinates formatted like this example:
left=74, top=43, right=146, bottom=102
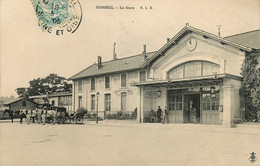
left=26, top=109, right=31, bottom=124
left=36, top=108, right=42, bottom=124
left=162, top=106, right=169, bottom=124
left=20, top=109, right=25, bottom=124
left=10, top=110, right=14, bottom=123
left=149, top=110, right=156, bottom=123
left=157, top=106, right=162, bottom=123
left=52, top=108, right=57, bottom=125
left=42, top=107, right=47, bottom=125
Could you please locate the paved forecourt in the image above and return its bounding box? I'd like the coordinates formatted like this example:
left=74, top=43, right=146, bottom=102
left=0, top=120, right=259, bottom=166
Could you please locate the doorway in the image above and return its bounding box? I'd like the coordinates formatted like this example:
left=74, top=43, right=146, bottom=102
left=184, top=94, right=200, bottom=123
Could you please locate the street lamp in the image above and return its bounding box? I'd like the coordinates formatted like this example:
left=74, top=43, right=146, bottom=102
left=96, top=92, right=100, bottom=124
left=157, top=90, right=162, bottom=97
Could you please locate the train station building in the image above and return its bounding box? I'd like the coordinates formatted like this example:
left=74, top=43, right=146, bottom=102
left=69, top=24, right=260, bottom=126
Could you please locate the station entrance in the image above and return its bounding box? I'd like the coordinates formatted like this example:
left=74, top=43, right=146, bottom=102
left=184, top=94, right=200, bottom=123
left=167, top=86, right=220, bottom=124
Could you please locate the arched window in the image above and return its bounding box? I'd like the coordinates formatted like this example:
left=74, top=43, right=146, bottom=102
left=168, top=61, right=219, bottom=79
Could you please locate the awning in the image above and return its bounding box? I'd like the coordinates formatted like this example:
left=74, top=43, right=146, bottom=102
left=131, top=73, right=242, bottom=88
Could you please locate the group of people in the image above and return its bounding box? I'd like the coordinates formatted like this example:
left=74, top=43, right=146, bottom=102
left=150, top=106, right=169, bottom=124
left=19, top=107, right=49, bottom=125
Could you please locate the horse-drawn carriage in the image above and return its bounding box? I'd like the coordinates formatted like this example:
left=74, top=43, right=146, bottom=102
left=3, top=104, right=88, bottom=125
left=41, top=105, right=87, bottom=124
left=69, top=109, right=87, bottom=124
left=44, top=106, right=69, bottom=124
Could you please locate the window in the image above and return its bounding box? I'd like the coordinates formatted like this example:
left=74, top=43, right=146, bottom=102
left=176, top=94, right=183, bottom=110
left=168, top=61, right=220, bottom=79
left=78, top=80, right=82, bottom=91
left=91, top=78, right=95, bottom=90
left=91, top=95, right=95, bottom=111
left=105, top=76, right=110, bottom=89
left=78, top=96, right=82, bottom=108
left=104, top=94, right=111, bottom=111
left=167, top=92, right=182, bottom=110
left=202, top=93, right=211, bottom=110
left=51, top=100, right=55, bottom=106
left=121, top=92, right=127, bottom=111
left=140, top=71, right=146, bottom=82
left=121, top=74, right=126, bottom=87
left=184, top=61, right=202, bottom=77
left=168, top=65, right=184, bottom=79
left=168, top=94, right=175, bottom=110
left=202, top=88, right=220, bottom=111
left=202, top=62, right=220, bottom=76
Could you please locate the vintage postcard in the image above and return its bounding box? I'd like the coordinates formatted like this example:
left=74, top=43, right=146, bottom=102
left=1, top=0, right=260, bottom=166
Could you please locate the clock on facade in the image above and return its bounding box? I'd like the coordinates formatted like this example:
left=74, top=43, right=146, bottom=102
left=186, top=38, right=197, bottom=51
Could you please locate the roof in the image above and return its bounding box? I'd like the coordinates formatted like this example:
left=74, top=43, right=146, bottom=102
left=141, top=24, right=253, bottom=68
left=29, top=91, right=72, bottom=99
left=3, top=98, right=37, bottom=105
left=4, top=98, right=24, bottom=105
left=48, top=91, right=72, bottom=97
left=69, top=52, right=156, bottom=80
left=224, top=30, right=260, bottom=50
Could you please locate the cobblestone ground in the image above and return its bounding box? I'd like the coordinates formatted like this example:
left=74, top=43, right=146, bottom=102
left=0, top=120, right=260, bottom=166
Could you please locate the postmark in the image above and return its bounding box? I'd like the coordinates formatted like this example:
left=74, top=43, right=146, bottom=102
left=31, top=0, right=82, bottom=35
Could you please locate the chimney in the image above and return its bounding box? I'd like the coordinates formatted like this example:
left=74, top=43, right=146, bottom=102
left=142, top=45, right=147, bottom=60
left=97, top=56, right=102, bottom=69
left=217, top=25, right=222, bottom=37
left=143, top=45, right=146, bottom=54
left=113, top=42, right=117, bottom=60
left=167, top=38, right=170, bottom=43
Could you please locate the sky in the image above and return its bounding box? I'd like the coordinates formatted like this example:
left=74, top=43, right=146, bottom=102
left=1, top=0, right=260, bottom=97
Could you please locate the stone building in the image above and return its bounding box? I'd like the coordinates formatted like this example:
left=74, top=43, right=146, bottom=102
left=69, top=24, right=260, bottom=126
left=4, top=98, right=38, bottom=111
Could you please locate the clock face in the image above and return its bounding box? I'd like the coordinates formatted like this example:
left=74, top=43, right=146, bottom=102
left=186, top=38, right=197, bottom=51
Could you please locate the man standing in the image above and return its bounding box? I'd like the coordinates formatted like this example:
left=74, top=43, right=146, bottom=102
left=19, top=109, right=25, bottom=124
left=162, top=106, right=169, bottom=124
left=36, top=108, right=42, bottom=124
left=157, top=106, right=162, bottom=123
left=42, top=107, right=47, bottom=125
left=10, top=110, right=14, bottom=123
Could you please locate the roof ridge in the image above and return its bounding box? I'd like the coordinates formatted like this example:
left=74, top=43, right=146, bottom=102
left=68, top=64, right=95, bottom=80
left=224, top=29, right=260, bottom=38
left=69, top=51, right=157, bottom=80
left=101, top=51, right=157, bottom=64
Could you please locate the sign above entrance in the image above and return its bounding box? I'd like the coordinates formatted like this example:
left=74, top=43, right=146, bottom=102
left=164, top=79, right=223, bottom=89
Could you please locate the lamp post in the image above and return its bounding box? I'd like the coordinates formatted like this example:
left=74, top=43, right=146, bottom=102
left=96, top=92, right=100, bottom=124
left=157, top=90, right=162, bottom=97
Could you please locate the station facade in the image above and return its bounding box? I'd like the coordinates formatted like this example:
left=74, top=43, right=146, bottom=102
left=70, top=24, right=260, bottom=126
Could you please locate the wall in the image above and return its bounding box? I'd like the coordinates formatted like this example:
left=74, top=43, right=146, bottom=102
left=9, top=100, right=37, bottom=111
left=73, top=70, right=141, bottom=115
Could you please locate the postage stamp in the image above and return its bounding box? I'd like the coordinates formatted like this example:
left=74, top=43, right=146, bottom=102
left=31, top=0, right=82, bottom=35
